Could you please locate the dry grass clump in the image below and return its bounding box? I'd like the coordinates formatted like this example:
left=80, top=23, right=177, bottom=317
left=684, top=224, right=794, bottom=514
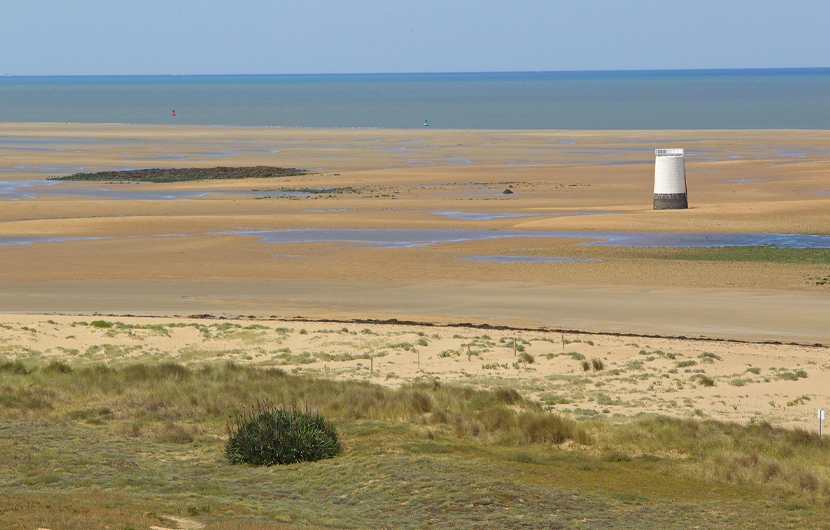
left=398, top=383, right=589, bottom=445
left=581, top=358, right=604, bottom=371
left=600, top=415, right=830, bottom=503
left=518, top=352, right=535, bottom=364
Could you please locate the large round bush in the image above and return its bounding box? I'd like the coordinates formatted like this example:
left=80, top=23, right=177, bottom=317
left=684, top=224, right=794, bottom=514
left=225, top=406, right=341, bottom=466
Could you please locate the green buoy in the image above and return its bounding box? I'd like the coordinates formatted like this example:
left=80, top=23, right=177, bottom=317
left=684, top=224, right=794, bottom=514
left=424, top=119, right=429, bottom=127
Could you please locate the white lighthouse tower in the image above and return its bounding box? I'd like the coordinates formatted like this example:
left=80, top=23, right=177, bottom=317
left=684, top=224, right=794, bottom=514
left=653, top=148, right=688, bottom=209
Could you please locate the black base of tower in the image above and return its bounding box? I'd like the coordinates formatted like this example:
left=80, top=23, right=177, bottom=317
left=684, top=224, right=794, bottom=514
left=653, top=193, right=688, bottom=210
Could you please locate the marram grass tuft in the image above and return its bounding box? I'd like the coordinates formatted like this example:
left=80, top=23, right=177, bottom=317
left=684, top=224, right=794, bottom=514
left=225, top=403, right=341, bottom=466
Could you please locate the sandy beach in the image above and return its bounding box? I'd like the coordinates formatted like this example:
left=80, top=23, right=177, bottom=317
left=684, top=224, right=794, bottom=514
left=1, top=123, right=828, bottom=428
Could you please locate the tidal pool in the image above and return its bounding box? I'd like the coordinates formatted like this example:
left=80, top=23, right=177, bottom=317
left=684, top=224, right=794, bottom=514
left=0, top=236, right=111, bottom=245
left=219, top=229, right=830, bottom=249
left=0, top=181, right=305, bottom=201
left=430, top=211, right=619, bottom=220
left=0, top=234, right=187, bottom=246
left=458, top=256, right=599, bottom=263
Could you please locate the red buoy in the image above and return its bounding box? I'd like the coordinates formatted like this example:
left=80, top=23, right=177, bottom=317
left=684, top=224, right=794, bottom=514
left=172, top=110, right=176, bottom=117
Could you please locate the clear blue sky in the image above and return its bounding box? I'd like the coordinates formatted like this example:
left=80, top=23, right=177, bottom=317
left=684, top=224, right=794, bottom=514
left=2, top=0, right=828, bottom=75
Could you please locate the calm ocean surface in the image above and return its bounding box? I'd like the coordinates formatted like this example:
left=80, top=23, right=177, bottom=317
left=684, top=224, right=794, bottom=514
left=1, top=69, right=829, bottom=129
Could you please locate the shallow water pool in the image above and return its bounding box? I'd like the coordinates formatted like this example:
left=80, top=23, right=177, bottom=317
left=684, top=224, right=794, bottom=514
left=458, top=256, right=599, bottom=263
left=219, top=229, right=830, bottom=249
left=0, top=180, right=305, bottom=201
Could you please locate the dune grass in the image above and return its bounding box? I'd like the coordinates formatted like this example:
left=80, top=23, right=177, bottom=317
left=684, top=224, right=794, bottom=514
left=225, top=404, right=341, bottom=466
left=1, top=360, right=830, bottom=528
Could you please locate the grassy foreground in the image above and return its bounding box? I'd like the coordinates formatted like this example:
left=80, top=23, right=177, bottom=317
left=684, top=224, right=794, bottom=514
left=2, top=360, right=830, bottom=529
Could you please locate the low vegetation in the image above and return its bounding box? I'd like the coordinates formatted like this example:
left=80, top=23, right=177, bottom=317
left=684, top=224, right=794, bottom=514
left=1, top=359, right=830, bottom=528
left=51, top=166, right=308, bottom=183
left=225, top=404, right=341, bottom=466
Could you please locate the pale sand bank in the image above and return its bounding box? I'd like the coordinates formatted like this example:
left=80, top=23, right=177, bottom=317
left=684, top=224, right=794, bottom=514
left=0, top=313, right=826, bottom=431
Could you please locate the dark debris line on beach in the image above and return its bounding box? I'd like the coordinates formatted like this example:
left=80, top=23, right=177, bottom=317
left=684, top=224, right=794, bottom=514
left=50, top=166, right=308, bottom=183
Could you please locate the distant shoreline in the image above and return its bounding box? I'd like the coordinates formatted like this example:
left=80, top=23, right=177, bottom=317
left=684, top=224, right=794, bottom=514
left=4, top=66, right=830, bottom=78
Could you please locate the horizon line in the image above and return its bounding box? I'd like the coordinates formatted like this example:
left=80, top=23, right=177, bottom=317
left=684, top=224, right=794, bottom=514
left=4, top=66, right=830, bottom=78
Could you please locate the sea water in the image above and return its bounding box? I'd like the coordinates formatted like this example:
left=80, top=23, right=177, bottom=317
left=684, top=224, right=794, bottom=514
left=2, top=69, right=830, bottom=129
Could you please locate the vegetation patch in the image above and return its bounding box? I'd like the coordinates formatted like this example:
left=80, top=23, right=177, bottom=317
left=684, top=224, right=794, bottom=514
left=51, top=166, right=307, bottom=183
left=273, top=186, right=363, bottom=195
left=776, top=369, right=808, bottom=381
left=1, top=360, right=830, bottom=527
left=587, top=246, right=830, bottom=265
left=225, top=403, right=341, bottom=466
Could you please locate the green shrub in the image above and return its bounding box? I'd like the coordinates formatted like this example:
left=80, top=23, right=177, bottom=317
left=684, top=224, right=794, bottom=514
left=591, top=358, right=604, bottom=371
left=225, top=404, right=341, bottom=466
left=90, top=320, right=113, bottom=328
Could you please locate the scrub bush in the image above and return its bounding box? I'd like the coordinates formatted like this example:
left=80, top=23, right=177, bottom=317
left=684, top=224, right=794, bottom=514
left=225, top=404, right=341, bottom=466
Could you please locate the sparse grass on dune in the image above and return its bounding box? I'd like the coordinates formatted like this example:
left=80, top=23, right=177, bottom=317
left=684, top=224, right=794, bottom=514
left=598, top=415, right=830, bottom=501
left=2, top=360, right=830, bottom=528
left=0, top=360, right=587, bottom=446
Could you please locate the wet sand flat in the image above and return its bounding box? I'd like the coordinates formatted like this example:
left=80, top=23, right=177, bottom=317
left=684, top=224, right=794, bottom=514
left=0, top=279, right=829, bottom=343
left=0, top=123, right=828, bottom=343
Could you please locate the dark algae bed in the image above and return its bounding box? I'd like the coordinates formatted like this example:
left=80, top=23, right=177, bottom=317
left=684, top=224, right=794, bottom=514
left=52, top=166, right=308, bottom=183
